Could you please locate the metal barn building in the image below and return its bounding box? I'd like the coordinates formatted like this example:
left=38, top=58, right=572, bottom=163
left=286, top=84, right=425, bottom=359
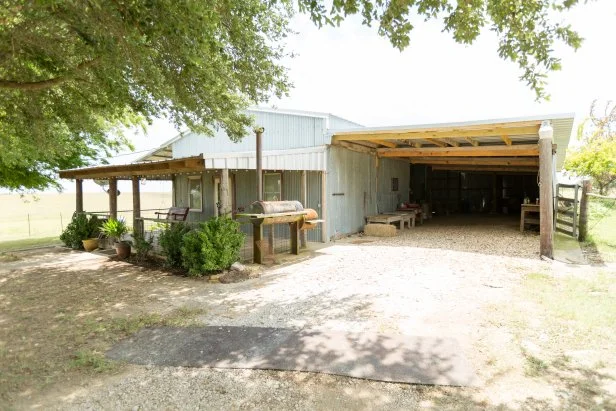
left=60, top=107, right=575, bottom=258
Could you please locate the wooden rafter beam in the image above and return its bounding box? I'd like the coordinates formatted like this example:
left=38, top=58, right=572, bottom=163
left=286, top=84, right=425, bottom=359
left=431, top=165, right=539, bottom=173
left=443, top=138, right=460, bottom=147
left=332, top=125, right=540, bottom=142
left=464, top=137, right=479, bottom=147
left=334, top=140, right=375, bottom=155
left=371, top=140, right=397, bottom=148
left=431, top=165, right=538, bottom=173
left=377, top=144, right=539, bottom=158
left=428, top=139, right=448, bottom=148
left=413, top=142, right=422, bottom=148
left=409, top=157, right=539, bottom=166
left=501, top=134, right=512, bottom=146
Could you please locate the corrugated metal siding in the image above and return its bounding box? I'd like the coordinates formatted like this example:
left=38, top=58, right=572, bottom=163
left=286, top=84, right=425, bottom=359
left=326, top=146, right=377, bottom=239
left=203, top=147, right=327, bottom=171
left=325, top=146, right=410, bottom=240
left=173, top=110, right=327, bottom=157
left=173, top=172, right=217, bottom=223
left=328, top=115, right=363, bottom=129
left=377, top=158, right=410, bottom=212
left=552, top=117, right=574, bottom=170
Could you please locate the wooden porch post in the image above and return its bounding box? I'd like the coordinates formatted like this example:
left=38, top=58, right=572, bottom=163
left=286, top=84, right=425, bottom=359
left=578, top=179, right=591, bottom=242
left=132, top=176, right=142, bottom=236
left=75, top=179, right=84, bottom=213
left=539, top=121, right=554, bottom=258
left=109, top=178, right=118, bottom=220
left=300, top=170, right=307, bottom=248
left=255, top=127, right=264, bottom=202
left=220, top=167, right=230, bottom=217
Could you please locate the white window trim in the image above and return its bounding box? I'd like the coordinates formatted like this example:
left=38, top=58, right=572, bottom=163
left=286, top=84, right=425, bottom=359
left=187, top=175, right=203, bottom=212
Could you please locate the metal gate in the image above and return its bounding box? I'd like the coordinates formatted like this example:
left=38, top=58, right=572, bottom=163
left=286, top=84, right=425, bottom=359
left=555, top=183, right=581, bottom=238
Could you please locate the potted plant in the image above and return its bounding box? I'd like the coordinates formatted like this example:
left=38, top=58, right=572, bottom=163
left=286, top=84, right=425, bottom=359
left=82, top=215, right=103, bottom=251
left=101, top=218, right=131, bottom=259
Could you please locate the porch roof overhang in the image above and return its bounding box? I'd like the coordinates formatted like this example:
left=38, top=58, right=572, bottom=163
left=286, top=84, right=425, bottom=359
left=330, top=113, right=574, bottom=173
left=58, top=154, right=205, bottom=180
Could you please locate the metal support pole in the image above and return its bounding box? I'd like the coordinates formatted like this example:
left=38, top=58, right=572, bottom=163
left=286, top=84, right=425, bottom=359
left=255, top=127, right=264, bottom=202
left=300, top=170, right=307, bottom=248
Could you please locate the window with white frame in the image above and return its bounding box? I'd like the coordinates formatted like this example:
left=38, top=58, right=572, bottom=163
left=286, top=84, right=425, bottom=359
left=188, top=176, right=203, bottom=211
left=263, top=173, right=282, bottom=201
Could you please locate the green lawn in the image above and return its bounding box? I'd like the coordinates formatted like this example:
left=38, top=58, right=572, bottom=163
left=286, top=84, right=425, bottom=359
left=0, top=236, right=61, bottom=253
left=587, top=197, right=616, bottom=262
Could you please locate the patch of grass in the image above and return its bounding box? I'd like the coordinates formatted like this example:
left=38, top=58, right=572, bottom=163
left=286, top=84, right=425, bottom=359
left=522, top=271, right=616, bottom=348
left=70, top=350, right=116, bottom=373
left=0, top=236, right=61, bottom=252
left=0, top=252, right=206, bottom=409
left=0, top=253, right=21, bottom=262
left=524, top=353, right=549, bottom=377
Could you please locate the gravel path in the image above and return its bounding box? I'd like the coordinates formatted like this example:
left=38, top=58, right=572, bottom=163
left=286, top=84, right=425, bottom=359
left=52, top=219, right=556, bottom=410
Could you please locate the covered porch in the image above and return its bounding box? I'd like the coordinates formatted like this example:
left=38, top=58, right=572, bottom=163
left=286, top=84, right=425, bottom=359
left=331, top=114, right=575, bottom=258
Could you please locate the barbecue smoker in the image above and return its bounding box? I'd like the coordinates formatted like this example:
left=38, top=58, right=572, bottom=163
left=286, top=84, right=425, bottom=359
left=236, top=201, right=321, bottom=264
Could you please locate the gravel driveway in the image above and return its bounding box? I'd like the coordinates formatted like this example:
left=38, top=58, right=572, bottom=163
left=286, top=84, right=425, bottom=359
left=50, top=218, right=557, bottom=410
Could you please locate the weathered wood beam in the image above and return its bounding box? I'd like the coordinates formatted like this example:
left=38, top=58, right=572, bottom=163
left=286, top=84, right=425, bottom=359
left=132, top=176, right=142, bottom=236
left=413, top=142, right=422, bottom=148
left=431, top=165, right=538, bottom=173
left=464, top=137, right=479, bottom=147
left=75, top=179, right=83, bottom=213
left=59, top=155, right=205, bottom=179
left=408, top=157, right=539, bottom=166
left=371, top=140, right=397, bottom=148
left=332, top=125, right=540, bottom=142
left=428, top=139, right=448, bottom=148
left=378, top=144, right=539, bottom=157
left=501, top=134, right=512, bottom=146
left=108, top=178, right=118, bottom=220
left=443, top=138, right=460, bottom=147
left=539, top=135, right=554, bottom=258
left=333, top=140, right=375, bottom=155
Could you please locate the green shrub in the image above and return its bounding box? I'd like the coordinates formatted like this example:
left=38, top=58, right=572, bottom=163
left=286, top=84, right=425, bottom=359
left=159, top=223, right=191, bottom=268
left=181, top=217, right=244, bottom=276
left=132, top=231, right=154, bottom=263
left=60, top=213, right=102, bottom=249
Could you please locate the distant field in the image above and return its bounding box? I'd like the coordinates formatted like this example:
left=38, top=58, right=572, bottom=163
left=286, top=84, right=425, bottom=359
left=0, top=192, right=171, bottom=242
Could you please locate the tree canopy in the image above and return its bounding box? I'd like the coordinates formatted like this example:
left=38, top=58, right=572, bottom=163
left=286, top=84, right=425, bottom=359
left=564, top=101, right=616, bottom=195
left=0, top=0, right=586, bottom=191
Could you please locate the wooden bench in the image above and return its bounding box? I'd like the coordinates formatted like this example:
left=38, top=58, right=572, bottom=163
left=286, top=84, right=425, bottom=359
left=365, top=214, right=405, bottom=229
left=154, top=207, right=190, bottom=221
left=383, top=212, right=416, bottom=228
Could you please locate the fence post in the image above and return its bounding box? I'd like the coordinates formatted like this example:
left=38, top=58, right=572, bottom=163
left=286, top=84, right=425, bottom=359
left=578, top=179, right=591, bottom=242
left=573, top=184, right=579, bottom=238
left=27, top=213, right=31, bottom=237
left=60, top=213, right=64, bottom=232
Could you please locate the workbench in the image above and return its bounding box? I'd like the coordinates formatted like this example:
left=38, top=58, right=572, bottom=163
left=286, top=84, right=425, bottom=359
left=520, top=203, right=540, bottom=232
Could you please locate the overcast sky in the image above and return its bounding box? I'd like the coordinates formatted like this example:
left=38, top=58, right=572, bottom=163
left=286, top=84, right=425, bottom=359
left=64, top=0, right=616, bottom=193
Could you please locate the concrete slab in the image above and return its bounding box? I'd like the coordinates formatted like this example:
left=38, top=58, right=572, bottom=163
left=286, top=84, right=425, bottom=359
left=107, top=326, right=476, bottom=387
left=554, top=232, right=587, bottom=265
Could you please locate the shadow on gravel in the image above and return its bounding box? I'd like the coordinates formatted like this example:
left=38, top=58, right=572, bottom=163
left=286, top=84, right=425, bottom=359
left=106, top=326, right=476, bottom=386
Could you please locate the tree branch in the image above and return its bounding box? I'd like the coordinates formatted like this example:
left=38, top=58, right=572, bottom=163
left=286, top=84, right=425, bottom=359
left=0, top=57, right=99, bottom=90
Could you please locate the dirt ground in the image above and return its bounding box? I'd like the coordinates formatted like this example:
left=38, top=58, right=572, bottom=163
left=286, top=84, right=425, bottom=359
left=1, top=217, right=615, bottom=410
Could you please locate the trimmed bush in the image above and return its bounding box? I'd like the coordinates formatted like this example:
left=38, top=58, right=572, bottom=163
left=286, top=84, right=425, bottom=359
left=159, top=223, right=191, bottom=268
left=60, top=213, right=103, bottom=249
left=181, top=217, right=244, bottom=276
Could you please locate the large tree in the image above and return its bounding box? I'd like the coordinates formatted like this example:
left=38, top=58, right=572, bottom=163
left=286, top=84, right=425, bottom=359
left=565, top=101, right=616, bottom=195
left=1, top=0, right=586, bottom=191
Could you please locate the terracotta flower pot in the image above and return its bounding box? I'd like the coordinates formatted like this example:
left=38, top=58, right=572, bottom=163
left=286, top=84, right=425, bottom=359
left=115, top=242, right=131, bottom=259
left=82, top=238, right=99, bottom=252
